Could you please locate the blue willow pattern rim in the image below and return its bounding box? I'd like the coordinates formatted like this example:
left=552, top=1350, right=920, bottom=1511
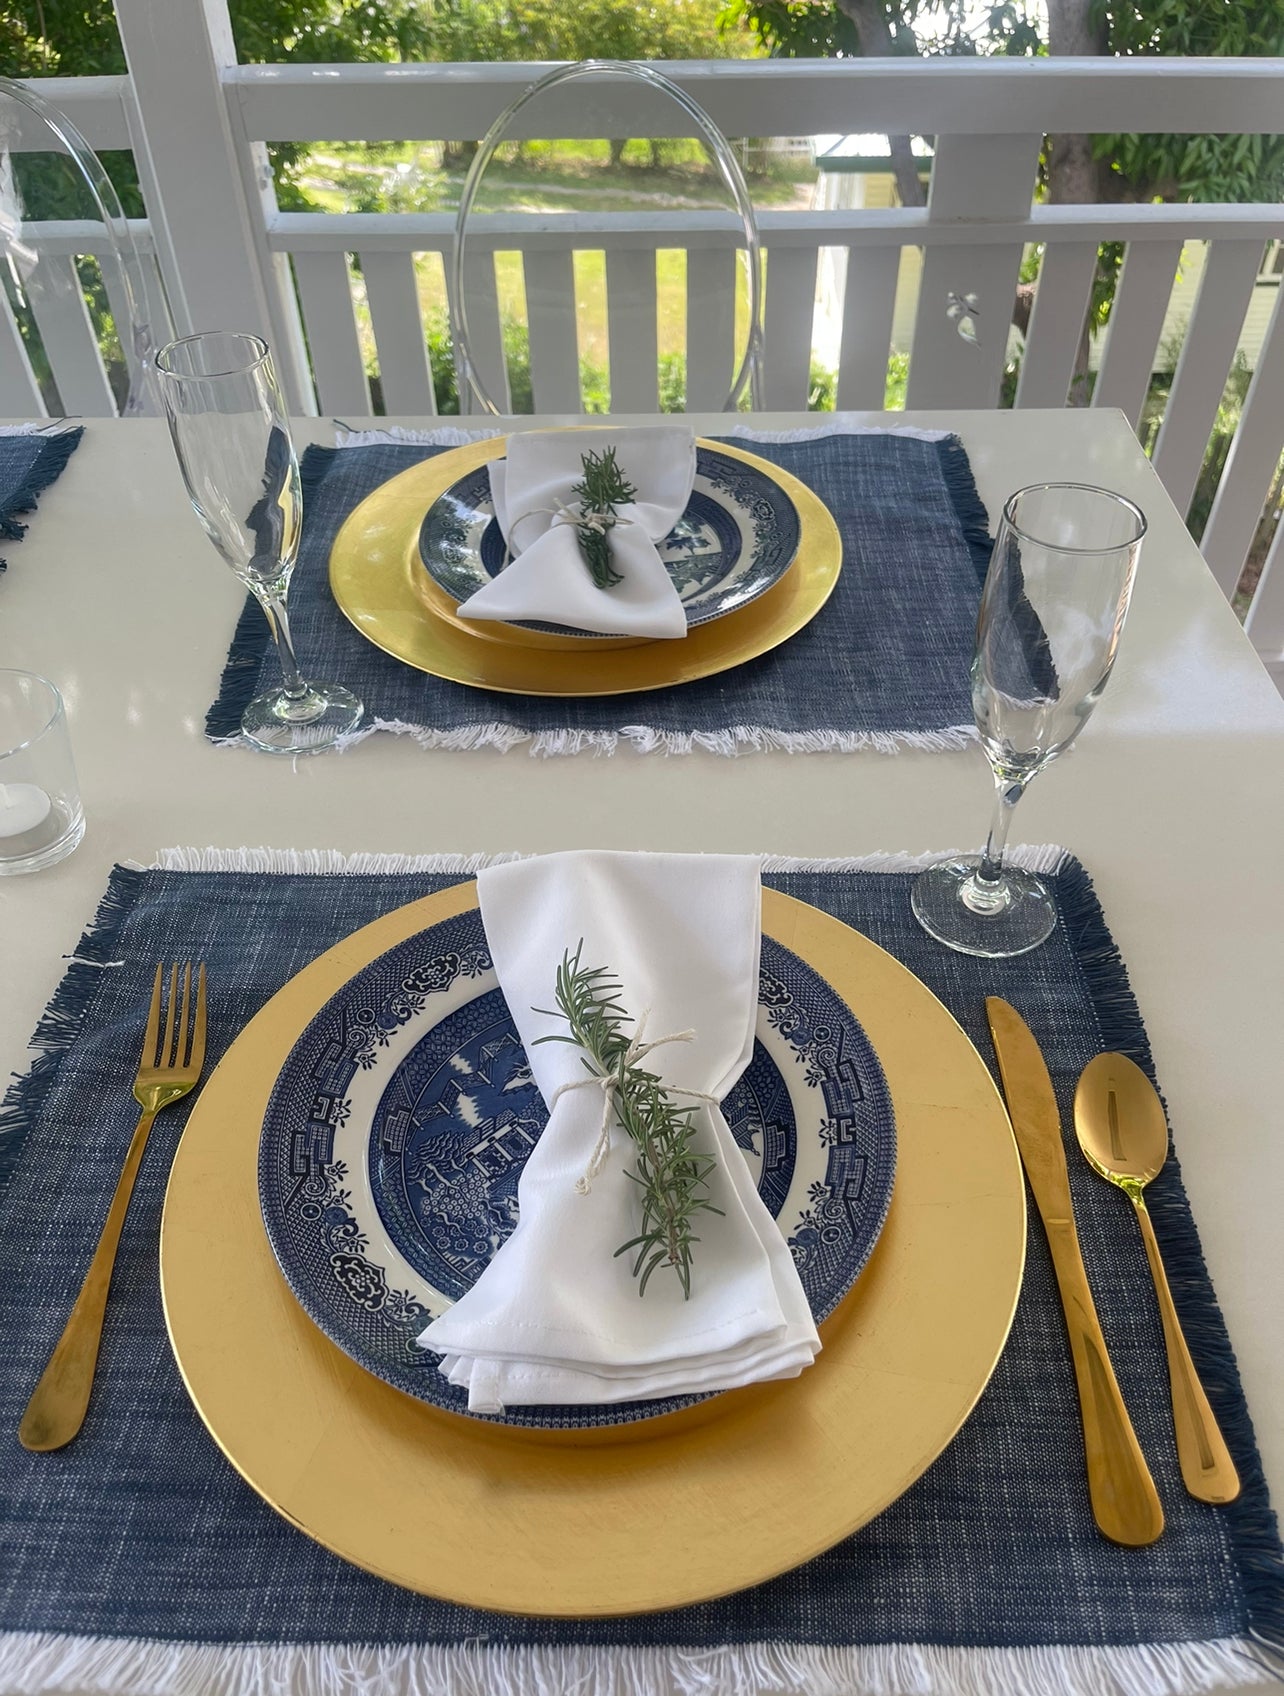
left=258, top=906, right=896, bottom=1430
left=417, top=444, right=802, bottom=639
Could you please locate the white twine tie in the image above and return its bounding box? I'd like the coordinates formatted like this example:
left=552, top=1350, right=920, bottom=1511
left=546, top=1009, right=720, bottom=1195
left=547, top=500, right=614, bottom=535
left=502, top=502, right=623, bottom=574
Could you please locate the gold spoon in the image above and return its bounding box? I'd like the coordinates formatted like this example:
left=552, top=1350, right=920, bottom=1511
left=1074, top=1053, right=1240, bottom=1505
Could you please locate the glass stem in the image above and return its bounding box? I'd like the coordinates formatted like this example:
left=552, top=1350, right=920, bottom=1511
left=962, top=775, right=1025, bottom=915
left=256, top=588, right=309, bottom=700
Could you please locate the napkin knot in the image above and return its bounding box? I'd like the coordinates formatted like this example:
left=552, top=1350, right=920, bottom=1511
left=543, top=500, right=617, bottom=537
left=547, top=1008, right=720, bottom=1195
left=511, top=502, right=621, bottom=575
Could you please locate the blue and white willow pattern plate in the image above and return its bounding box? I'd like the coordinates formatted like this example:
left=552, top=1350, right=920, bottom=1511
left=259, top=907, right=896, bottom=1430
left=417, top=445, right=802, bottom=639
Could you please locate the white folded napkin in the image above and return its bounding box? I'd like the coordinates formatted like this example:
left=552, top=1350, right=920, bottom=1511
left=417, top=850, right=821, bottom=1412
left=454, top=427, right=695, bottom=639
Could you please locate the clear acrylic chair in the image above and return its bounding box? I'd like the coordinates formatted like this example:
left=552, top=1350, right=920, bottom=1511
left=450, top=60, right=763, bottom=416
left=0, top=76, right=161, bottom=416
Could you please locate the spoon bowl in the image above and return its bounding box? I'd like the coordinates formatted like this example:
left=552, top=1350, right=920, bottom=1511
left=1074, top=1052, right=1240, bottom=1505
left=1074, top=1052, right=1167, bottom=1191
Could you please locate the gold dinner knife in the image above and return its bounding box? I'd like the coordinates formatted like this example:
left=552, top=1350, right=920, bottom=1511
left=986, top=997, right=1164, bottom=1547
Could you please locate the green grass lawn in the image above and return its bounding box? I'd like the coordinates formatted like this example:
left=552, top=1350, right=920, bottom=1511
left=294, top=137, right=815, bottom=216
left=314, top=136, right=783, bottom=401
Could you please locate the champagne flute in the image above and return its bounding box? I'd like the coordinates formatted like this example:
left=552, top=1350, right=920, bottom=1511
left=155, top=331, right=363, bottom=755
left=911, top=482, right=1146, bottom=957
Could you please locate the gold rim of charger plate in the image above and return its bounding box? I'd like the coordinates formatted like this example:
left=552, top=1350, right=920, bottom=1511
left=160, top=882, right=1025, bottom=1618
left=327, top=437, right=843, bottom=695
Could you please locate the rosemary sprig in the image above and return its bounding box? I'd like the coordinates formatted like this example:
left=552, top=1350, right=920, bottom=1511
left=570, top=446, right=636, bottom=590
left=534, top=943, right=722, bottom=1298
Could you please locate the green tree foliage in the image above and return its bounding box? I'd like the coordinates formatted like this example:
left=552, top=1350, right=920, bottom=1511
left=715, top=0, right=1040, bottom=59
left=1102, top=0, right=1284, bottom=203
left=421, top=0, right=745, bottom=63
left=720, top=0, right=1284, bottom=205
left=2, top=0, right=743, bottom=81
left=2, top=0, right=755, bottom=201
left=1, top=0, right=433, bottom=75
left=0, top=0, right=434, bottom=211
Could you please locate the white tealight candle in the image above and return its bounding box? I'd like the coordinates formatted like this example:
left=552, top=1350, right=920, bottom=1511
left=0, top=782, right=53, bottom=839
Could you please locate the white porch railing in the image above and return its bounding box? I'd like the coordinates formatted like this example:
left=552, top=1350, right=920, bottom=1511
left=6, top=6, right=1284, bottom=670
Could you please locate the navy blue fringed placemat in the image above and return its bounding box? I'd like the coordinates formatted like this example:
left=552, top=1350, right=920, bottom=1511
left=0, top=427, right=83, bottom=573
left=1, top=848, right=1281, bottom=1695
left=207, top=429, right=993, bottom=755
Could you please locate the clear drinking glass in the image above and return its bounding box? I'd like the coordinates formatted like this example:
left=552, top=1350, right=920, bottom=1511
left=0, top=670, right=84, bottom=874
left=911, top=482, right=1146, bottom=957
left=155, top=332, right=362, bottom=754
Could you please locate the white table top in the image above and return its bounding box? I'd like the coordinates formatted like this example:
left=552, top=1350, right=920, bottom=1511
left=2, top=409, right=1283, bottom=1680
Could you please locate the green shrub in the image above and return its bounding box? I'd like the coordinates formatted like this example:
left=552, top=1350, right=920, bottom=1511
left=417, top=312, right=533, bottom=415
left=808, top=359, right=836, bottom=411
left=389, top=319, right=839, bottom=419
left=885, top=352, right=909, bottom=410
left=659, top=352, right=686, bottom=413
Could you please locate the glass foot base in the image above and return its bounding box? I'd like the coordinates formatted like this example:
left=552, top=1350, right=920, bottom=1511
left=241, top=681, right=364, bottom=755
left=910, top=858, right=1057, bottom=958
left=0, top=800, right=84, bottom=875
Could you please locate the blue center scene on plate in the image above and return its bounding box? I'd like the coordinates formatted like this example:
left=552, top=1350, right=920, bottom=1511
left=417, top=444, right=802, bottom=638
left=259, top=906, right=895, bottom=1430
left=368, top=988, right=798, bottom=1303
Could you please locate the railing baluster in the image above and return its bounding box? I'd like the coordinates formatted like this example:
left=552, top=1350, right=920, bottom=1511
left=835, top=248, right=898, bottom=412
left=111, top=0, right=290, bottom=383
left=1092, top=240, right=1183, bottom=430
left=763, top=245, right=819, bottom=412
left=1015, top=242, right=1099, bottom=409
left=522, top=250, right=581, bottom=415
left=606, top=248, right=659, bottom=414
left=291, top=250, right=370, bottom=416
left=359, top=250, right=435, bottom=417
left=15, top=53, right=1284, bottom=559
left=25, top=254, right=117, bottom=416
left=96, top=250, right=138, bottom=385
left=1244, top=517, right=1284, bottom=663
left=0, top=286, right=47, bottom=416
left=139, top=251, right=175, bottom=357
left=1203, top=281, right=1284, bottom=599
left=446, top=247, right=510, bottom=417
left=1152, top=239, right=1263, bottom=518
left=686, top=247, right=736, bottom=412
left=907, top=133, right=1042, bottom=409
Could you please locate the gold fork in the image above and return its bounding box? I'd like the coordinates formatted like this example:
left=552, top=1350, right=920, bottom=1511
left=19, top=963, right=207, bottom=1452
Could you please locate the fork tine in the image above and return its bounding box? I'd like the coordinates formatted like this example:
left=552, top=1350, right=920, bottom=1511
left=142, top=964, right=163, bottom=1069
left=189, top=964, right=207, bottom=1075
left=176, top=963, right=193, bottom=1067
left=160, top=963, right=179, bottom=1068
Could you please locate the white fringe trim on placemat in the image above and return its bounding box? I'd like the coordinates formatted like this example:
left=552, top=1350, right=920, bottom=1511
left=334, top=424, right=502, bottom=448
left=325, top=424, right=968, bottom=759
left=146, top=846, right=1069, bottom=877
left=728, top=420, right=951, bottom=444
left=335, top=420, right=949, bottom=448
left=304, top=718, right=980, bottom=759
left=0, top=1630, right=1275, bottom=1696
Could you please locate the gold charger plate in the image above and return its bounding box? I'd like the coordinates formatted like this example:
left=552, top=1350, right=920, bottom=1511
left=328, top=437, right=843, bottom=695
left=160, top=882, right=1025, bottom=1618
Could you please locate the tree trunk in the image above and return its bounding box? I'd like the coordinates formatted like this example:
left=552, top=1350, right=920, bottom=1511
left=833, top=0, right=926, bottom=209
left=830, top=0, right=1111, bottom=390
left=1045, top=0, right=1110, bottom=404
